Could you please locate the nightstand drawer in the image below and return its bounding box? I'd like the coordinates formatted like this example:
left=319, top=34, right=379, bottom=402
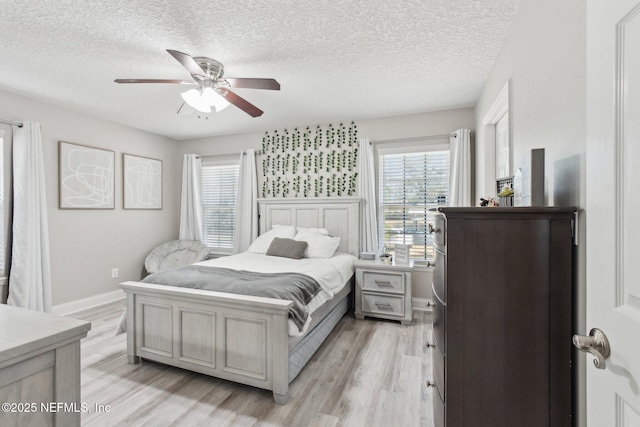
left=361, top=293, right=404, bottom=317
left=362, top=271, right=405, bottom=294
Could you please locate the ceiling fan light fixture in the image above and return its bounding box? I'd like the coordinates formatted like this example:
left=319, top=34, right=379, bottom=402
left=116, top=49, right=279, bottom=117
left=201, top=87, right=230, bottom=112
left=181, top=88, right=211, bottom=113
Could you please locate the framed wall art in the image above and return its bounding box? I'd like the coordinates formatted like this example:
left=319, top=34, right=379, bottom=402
left=59, top=141, right=115, bottom=209
left=123, top=153, right=163, bottom=209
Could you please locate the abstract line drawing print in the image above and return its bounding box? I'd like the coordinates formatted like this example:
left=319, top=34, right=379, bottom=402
left=59, top=142, right=115, bottom=209
left=123, top=154, right=162, bottom=209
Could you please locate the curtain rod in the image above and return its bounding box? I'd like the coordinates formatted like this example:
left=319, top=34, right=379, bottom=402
left=196, top=150, right=263, bottom=159
left=0, top=118, right=23, bottom=128
left=372, top=133, right=455, bottom=144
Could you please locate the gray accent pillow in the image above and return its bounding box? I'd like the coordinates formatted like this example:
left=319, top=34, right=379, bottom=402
left=266, top=237, right=308, bottom=260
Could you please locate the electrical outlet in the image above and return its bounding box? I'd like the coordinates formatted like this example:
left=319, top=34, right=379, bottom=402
left=111, top=268, right=119, bottom=278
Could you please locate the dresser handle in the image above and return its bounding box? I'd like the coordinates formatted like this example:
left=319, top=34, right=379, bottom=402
left=375, top=302, right=393, bottom=310
left=428, top=224, right=441, bottom=234
left=425, top=342, right=435, bottom=349
left=374, top=280, right=393, bottom=287
left=426, top=380, right=435, bottom=387
left=426, top=300, right=434, bottom=308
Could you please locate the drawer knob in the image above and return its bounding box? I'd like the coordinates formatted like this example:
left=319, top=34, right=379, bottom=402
left=374, top=280, right=393, bottom=287
left=428, top=224, right=441, bottom=234
left=426, top=300, right=434, bottom=307
left=425, top=342, right=435, bottom=349
left=426, top=380, right=435, bottom=387
left=375, top=302, right=393, bottom=310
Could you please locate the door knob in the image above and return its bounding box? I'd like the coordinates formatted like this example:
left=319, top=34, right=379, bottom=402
left=572, top=328, right=610, bottom=369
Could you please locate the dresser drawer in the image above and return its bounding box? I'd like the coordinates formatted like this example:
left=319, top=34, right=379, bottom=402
left=362, top=271, right=405, bottom=294
left=432, top=292, right=445, bottom=354
left=360, top=293, right=404, bottom=317
left=433, top=248, right=446, bottom=302
left=433, top=345, right=445, bottom=403
left=433, top=214, right=446, bottom=246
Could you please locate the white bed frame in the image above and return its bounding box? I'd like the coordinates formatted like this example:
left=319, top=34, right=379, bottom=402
left=120, top=197, right=360, bottom=404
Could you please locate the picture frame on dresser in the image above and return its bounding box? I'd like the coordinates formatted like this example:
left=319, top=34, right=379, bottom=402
left=394, top=244, right=411, bottom=265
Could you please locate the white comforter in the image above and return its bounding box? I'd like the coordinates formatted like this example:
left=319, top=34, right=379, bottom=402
left=194, top=252, right=357, bottom=336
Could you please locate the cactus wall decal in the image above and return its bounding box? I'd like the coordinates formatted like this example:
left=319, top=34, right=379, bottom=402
left=260, top=122, right=359, bottom=198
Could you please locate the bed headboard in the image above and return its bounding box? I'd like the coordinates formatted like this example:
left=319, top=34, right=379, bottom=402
left=258, top=197, right=361, bottom=257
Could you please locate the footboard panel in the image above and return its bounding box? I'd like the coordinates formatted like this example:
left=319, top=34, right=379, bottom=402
left=121, top=281, right=293, bottom=400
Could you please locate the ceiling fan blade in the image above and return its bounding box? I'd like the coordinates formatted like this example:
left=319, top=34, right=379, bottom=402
left=222, top=89, right=264, bottom=117
left=222, top=78, right=281, bottom=90
left=167, top=49, right=207, bottom=80
left=114, top=79, right=195, bottom=84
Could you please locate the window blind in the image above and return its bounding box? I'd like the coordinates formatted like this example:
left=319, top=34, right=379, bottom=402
left=201, top=161, right=239, bottom=253
left=379, top=149, right=450, bottom=260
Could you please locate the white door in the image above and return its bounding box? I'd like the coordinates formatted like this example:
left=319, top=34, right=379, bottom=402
left=585, top=0, right=640, bottom=425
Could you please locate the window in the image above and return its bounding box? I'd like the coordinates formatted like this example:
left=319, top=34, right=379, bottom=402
left=201, top=156, right=239, bottom=254
left=378, top=143, right=450, bottom=261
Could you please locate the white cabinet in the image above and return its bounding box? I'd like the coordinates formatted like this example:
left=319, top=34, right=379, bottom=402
left=354, top=260, right=412, bottom=325
left=0, top=304, right=91, bottom=427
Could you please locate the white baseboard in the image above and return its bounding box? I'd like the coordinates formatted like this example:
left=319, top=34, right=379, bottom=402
left=412, top=297, right=433, bottom=312
left=52, top=289, right=125, bottom=316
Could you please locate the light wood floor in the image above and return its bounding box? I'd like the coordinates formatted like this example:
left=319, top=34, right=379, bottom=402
left=70, top=300, right=434, bottom=427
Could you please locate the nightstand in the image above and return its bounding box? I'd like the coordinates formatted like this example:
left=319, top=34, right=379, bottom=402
left=354, top=259, right=413, bottom=325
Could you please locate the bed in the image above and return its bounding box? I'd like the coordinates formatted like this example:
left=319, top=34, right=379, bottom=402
left=119, top=197, right=361, bottom=404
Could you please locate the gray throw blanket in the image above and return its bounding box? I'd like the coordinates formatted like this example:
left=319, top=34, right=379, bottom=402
left=142, top=266, right=322, bottom=331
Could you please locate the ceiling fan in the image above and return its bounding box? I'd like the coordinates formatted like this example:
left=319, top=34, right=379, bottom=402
left=115, top=49, right=280, bottom=117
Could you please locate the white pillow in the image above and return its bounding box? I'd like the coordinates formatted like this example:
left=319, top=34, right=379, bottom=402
left=294, top=230, right=341, bottom=258
left=296, top=227, right=330, bottom=235
left=247, top=225, right=297, bottom=253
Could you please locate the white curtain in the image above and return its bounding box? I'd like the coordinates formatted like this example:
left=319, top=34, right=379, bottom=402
left=357, top=138, right=378, bottom=254
left=179, top=154, right=203, bottom=241
left=234, top=149, right=258, bottom=253
left=449, top=129, right=472, bottom=207
left=8, top=122, right=52, bottom=312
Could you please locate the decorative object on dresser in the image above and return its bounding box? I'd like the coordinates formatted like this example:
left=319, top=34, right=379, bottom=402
left=429, top=207, right=576, bottom=427
left=513, top=148, right=545, bottom=206
left=354, top=259, right=413, bottom=325
left=0, top=305, right=91, bottom=427
left=496, top=176, right=514, bottom=206
left=393, top=244, right=411, bottom=265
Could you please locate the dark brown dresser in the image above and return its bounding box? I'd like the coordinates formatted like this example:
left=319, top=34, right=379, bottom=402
left=430, top=207, right=576, bottom=427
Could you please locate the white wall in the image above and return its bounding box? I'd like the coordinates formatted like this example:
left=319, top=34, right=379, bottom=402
left=0, top=90, right=181, bottom=305
left=178, top=108, right=475, bottom=156
left=474, top=0, right=586, bottom=425
left=178, top=108, right=475, bottom=302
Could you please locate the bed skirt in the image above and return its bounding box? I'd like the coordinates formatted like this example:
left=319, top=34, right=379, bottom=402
left=288, top=293, right=350, bottom=382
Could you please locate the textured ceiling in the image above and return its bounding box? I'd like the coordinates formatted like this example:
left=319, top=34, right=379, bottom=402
left=0, top=0, right=521, bottom=140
